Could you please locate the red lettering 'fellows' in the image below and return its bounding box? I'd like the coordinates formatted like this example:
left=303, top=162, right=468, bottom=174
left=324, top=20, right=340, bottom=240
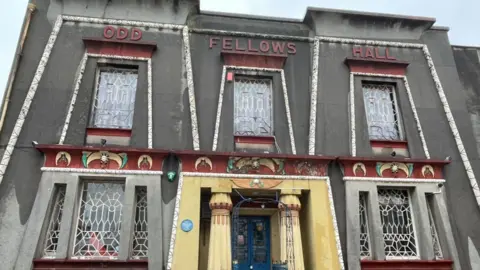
left=259, top=41, right=270, bottom=53
left=209, top=37, right=219, bottom=49
left=287, top=43, right=296, bottom=54
left=271, top=42, right=285, bottom=54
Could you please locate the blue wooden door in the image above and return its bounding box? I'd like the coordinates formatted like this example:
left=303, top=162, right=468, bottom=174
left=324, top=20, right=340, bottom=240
left=233, top=216, right=271, bottom=270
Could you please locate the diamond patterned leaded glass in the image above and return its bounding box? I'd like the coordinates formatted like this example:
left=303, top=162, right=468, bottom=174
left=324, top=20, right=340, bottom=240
left=43, top=185, right=66, bottom=258
left=427, top=196, right=443, bottom=260
left=73, top=182, right=125, bottom=258
left=132, top=186, right=148, bottom=259
left=92, top=68, right=138, bottom=129
left=234, top=77, right=273, bottom=136
left=363, top=84, right=402, bottom=140
left=378, top=189, right=418, bottom=259
left=359, top=192, right=371, bottom=259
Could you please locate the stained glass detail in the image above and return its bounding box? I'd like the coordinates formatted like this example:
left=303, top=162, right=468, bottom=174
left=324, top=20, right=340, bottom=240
left=234, top=77, right=273, bottom=136
left=92, top=68, right=138, bottom=129
left=73, top=182, right=125, bottom=258
left=378, top=189, right=418, bottom=259
left=359, top=193, right=371, bottom=259
left=43, top=185, right=66, bottom=258
left=132, top=187, right=148, bottom=259
left=363, top=84, right=402, bottom=140
left=427, top=196, right=443, bottom=260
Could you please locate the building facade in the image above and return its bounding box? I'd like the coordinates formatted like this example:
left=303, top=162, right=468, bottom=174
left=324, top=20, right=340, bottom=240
left=1, top=1, right=480, bottom=269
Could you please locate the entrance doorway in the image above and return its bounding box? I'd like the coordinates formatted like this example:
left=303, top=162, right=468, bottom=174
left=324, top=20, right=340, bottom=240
left=233, top=216, right=271, bottom=270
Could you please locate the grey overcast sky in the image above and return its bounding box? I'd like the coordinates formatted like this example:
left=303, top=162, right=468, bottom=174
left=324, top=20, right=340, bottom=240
left=0, top=0, right=478, bottom=98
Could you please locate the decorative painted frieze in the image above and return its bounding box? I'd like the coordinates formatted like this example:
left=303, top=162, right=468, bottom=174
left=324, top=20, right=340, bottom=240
left=37, top=145, right=164, bottom=171
left=338, top=157, right=448, bottom=179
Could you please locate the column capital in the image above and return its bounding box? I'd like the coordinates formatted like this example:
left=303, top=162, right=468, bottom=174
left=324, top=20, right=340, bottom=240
left=209, top=192, right=233, bottom=212
left=279, top=193, right=301, bottom=211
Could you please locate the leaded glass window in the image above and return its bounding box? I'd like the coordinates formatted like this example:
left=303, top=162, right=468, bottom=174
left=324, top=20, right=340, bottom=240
left=73, top=182, right=125, bottom=259
left=359, top=192, right=371, bottom=259
left=91, top=67, right=138, bottom=129
left=426, top=195, right=443, bottom=260
left=363, top=83, right=403, bottom=140
left=378, top=188, right=418, bottom=259
left=42, top=185, right=66, bottom=258
left=132, top=187, right=148, bottom=259
left=234, top=77, right=273, bottom=136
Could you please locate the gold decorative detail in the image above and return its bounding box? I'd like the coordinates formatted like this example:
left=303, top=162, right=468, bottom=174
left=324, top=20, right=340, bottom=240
left=227, top=157, right=285, bottom=174
left=195, top=156, right=212, bottom=171
left=352, top=162, right=366, bottom=176
left=82, top=151, right=128, bottom=169
left=376, top=162, right=413, bottom=177
left=55, top=151, right=71, bottom=167
left=231, top=178, right=283, bottom=189
left=137, top=155, right=153, bottom=169
left=422, top=165, right=435, bottom=178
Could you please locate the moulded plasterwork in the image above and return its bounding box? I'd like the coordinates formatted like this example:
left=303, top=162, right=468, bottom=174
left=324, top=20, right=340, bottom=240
left=166, top=173, right=184, bottom=270
left=182, top=27, right=200, bottom=150
left=326, top=177, right=345, bottom=270
left=57, top=53, right=154, bottom=149
left=190, top=28, right=314, bottom=42
left=343, top=176, right=445, bottom=183
left=211, top=65, right=297, bottom=154
left=40, top=167, right=163, bottom=175
left=61, top=15, right=184, bottom=30
left=308, top=39, right=320, bottom=155
left=350, top=72, right=430, bottom=159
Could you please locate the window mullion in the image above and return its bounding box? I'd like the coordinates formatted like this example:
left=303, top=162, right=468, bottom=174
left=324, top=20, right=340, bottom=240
left=118, top=179, right=137, bottom=260
left=411, top=188, right=435, bottom=260
left=366, top=188, right=386, bottom=260
left=55, top=177, right=81, bottom=259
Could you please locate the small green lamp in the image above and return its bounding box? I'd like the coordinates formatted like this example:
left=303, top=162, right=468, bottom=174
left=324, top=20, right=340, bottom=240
left=167, top=171, right=177, bottom=182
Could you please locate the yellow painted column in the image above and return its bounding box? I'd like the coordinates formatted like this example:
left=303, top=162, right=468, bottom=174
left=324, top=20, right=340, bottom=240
left=207, top=192, right=233, bottom=270
left=279, top=192, right=305, bottom=270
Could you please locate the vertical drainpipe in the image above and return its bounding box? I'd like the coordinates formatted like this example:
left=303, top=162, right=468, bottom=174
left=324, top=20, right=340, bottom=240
left=0, top=1, right=36, bottom=135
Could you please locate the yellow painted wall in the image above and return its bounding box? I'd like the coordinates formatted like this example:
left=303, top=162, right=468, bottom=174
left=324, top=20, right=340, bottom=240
left=303, top=180, right=341, bottom=270
left=173, top=176, right=341, bottom=270
left=171, top=178, right=201, bottom=270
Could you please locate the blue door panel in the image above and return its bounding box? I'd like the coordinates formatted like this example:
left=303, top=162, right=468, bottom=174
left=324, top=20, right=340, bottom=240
left=233, top=216, right=271, bottom=270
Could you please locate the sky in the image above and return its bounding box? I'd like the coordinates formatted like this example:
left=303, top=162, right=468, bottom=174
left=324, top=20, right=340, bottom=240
left=0, top=0, right=478, bottom=98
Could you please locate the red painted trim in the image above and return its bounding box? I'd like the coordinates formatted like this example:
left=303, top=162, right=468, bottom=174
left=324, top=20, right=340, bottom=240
left=370, top=139, right=408, bottom=149
left=35, top=144, right=336, bottom=162
left=361, top=260, right=453, bottom=270
left=337, top=156, right=450, bottom=165
left=86, top=128, right=132, bottom=137
left=33, top=259, right=148, bottom=269
left=234, top=135, right=275, bottom=145
left=221, top=50, right=287, bottom=69
left=345, top=57, right=409, bottom=76
left=83, top=37, right=157, bottom=58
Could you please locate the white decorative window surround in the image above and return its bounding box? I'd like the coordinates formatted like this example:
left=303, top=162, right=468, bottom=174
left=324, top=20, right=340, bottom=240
left=73, top=182, right=125, bottom=259
left=362, top=83, right=403, bottom=141
left=212, top=66, right=296, bottom=154
left=234, top=77, right=273, bottom=136
left=378, top=188, right=418, bottom=259
left=132, top=186, right=148, bottom=259
left=91, top=67, right=139, bottom=129
left=58, top=53, right=153, bottom=148
left=42, top=185, right=67, bottom=258
left=349, top=73, right=429, bottom=159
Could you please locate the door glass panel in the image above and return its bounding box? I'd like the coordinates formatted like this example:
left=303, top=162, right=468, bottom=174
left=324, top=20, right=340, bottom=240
left=252, top=220, right=268, bottom=263
left=236, top=218, right=249, bottom=263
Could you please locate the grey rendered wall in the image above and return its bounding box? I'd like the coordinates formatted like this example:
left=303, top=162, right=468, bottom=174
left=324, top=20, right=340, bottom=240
left=188, top=15, right=312, bottom=154
left=0, top=2, right=59, bottom=269
left=59, top=24, right=191, bottom=149
left=422, top=29, right=480, bottom=270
